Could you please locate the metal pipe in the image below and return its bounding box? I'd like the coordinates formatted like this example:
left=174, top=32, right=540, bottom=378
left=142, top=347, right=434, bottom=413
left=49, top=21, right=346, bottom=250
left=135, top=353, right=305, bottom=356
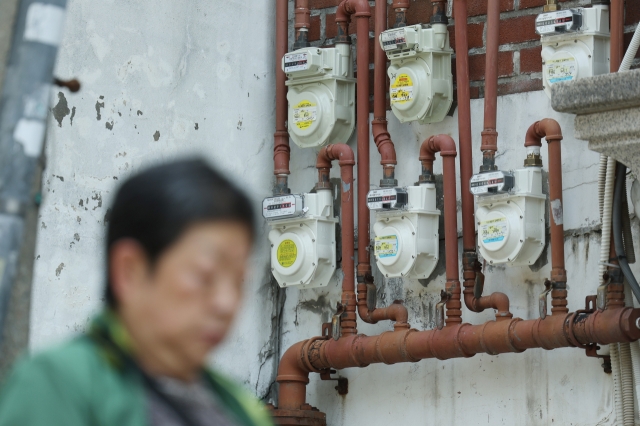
left=610, top=0, right=624, bottom=72
left=316, top=144, right=357, bottom=337
left=275, top=306, right=640, bottom=412
left=373, top=0, right=398, bottom=188
left=480, top=0, right=500, bottom=171
left=274, top=0, right=290, bottom=195
left=419, top=135, right=463, bottom=326
left=392, top=0, right=409, bottom=28
left=294, top=0, right=311, bottom=50
left=524, top=119, right=568, bottom=314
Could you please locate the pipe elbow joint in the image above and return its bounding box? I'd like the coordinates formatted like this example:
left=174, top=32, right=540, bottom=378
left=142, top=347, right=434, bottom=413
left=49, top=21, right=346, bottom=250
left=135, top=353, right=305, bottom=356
left=316, top=143, right=355, bottom=169
left=420, top=135, right=458, bottom=161
left=342, top=0, right=371, bottom=16
left=525, top=118, right=563, bottom=147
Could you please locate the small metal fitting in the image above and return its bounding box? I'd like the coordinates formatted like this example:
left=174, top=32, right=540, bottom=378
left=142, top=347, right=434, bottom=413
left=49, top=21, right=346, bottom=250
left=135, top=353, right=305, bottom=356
left=380, top=178, right=398, bottom=188
left=315, top=181, right=332, bottom=191
left=524, top=153, right=543, bottom=167
left=430, top=12, right=449, bottom=25
left=543, top=0, right=560, bottom=12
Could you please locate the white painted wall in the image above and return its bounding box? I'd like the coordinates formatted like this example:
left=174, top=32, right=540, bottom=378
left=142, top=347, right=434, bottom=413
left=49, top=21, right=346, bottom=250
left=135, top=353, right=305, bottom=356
left=30, top=0, right=640, bottom=424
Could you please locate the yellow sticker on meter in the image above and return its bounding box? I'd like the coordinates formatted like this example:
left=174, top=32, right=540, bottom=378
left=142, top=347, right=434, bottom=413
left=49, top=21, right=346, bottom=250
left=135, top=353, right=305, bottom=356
left=374, top=235, right=398, bottom=258
left=277, top=239, right=298, bottom=267
left=293, top=100, right=317, bottom=130
left=390, top=73, right=414, bottom=105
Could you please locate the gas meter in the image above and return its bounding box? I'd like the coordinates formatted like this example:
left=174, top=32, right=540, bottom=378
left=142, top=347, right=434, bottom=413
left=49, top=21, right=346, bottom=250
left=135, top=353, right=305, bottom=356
left=537, top=5, right=610, bottom=98
left=369, top=185, right=439, bottom=279
left=471, top=165, right=546, bottom=266
left=283, top=43, right=356, bottom=148
left=380, top=23, right=453, bottom=124
left=264, top=191, right=337, bottom=288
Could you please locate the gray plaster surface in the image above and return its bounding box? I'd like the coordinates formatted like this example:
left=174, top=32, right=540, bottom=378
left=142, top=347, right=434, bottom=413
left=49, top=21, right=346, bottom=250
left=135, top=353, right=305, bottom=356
left=551, top=69, right=640, bottom=115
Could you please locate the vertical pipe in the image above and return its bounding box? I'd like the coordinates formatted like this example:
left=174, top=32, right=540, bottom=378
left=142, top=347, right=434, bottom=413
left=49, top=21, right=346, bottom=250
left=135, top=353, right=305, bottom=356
left=453, top=0, right=476, bottom=255
left=274, top=0, right=291, bottom=195
left=480, top=0, right=499, bottom=171
left=294, top=0, right=311, bottom=50
left=610, top=0, right=624, bottom=72
left=355, top=11, right=372, bottom=284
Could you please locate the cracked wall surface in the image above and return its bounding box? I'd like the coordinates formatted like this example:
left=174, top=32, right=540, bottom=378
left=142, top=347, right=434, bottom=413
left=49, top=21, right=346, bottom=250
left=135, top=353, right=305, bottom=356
left=27, top=0, right=640, bottom=423
left=29, top=0, right=286, bottom=401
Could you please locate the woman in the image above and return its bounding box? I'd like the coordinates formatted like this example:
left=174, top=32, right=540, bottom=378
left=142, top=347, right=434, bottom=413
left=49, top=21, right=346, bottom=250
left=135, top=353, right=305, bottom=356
left=0, top=159, right=274, bottom=426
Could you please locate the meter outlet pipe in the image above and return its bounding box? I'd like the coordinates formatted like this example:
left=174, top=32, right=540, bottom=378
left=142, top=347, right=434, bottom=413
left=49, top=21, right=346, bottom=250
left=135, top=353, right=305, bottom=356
left=316, top=144, right=358, bottom=337
left=525, top=119, right=569, bottom=314
left=273, top=0, right=291, bottom=195
left=392, top=0, right=409, bottom=28
left=272, top=305, right=640, bottom=416
left=419, top=135, right=464, bottom=326
left=351, top=0, right=409, bottom=330
left=452, top=0, right=511, bottom=318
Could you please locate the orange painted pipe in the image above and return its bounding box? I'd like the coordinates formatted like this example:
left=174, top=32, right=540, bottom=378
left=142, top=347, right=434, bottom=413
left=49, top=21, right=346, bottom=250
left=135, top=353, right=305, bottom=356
left=274, top=0, right=290, bottom=194
left=316, top=144, right=358, bottom=336
left=480, top=0, right=499, bottom=168
left=419, top=135, right=464, bottom=325
left=275, top=306, right=640, bottom=411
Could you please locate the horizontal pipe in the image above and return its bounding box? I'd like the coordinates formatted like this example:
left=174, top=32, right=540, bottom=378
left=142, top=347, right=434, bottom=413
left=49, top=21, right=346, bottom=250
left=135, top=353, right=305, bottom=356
left=276, top=306, right=640, bottom=411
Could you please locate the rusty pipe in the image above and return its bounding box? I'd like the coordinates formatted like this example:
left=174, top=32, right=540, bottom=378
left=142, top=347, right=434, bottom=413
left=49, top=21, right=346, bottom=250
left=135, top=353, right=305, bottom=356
left=316, top=144, right=358, bottom=336
left=294, top=0, right=311, bottom=50
left=480, top=0, right=500, bottom=171
left=392, top=0, right=410, bottom=28
left=373, top=0, right=398, bottom=187
left=525, top=119, right=568, bottom=315
left=610, top=0, right=624, bottom=72
left=419, top=135, right=463, bottom=326
left=431, top=1, right=448, bottom=24
left=335, top=0, right=373, bottom=288
left=274, top=0, right=290, bottom=195
left=276, top=306, right=640, bottom=410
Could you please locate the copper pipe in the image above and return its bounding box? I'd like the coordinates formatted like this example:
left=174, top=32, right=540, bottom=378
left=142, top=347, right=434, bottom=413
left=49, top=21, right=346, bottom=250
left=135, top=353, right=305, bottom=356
left=419, top=135, right=464, bottom=325
left=335, top=0, right=372, bottom=288
left=294, top=0, right=311, bottom=50
left=610, top=0, right=624, bottom=72
left=317, top=144, right=358, bottom=336
left=392, top=0, right=410, bottom=28
left=274, top=0, right=290, bottom=195
left=480, top=0, right=499, bottom=171
left=524, top=119, right=568, bottom=315
left=373, top=0, right=398, bottom=188
left=275, top=306, right=640, bottom=411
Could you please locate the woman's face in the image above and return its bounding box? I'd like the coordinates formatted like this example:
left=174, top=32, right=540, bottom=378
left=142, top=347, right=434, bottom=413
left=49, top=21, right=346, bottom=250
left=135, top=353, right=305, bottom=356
left=116, top=221, right=253, bottom=375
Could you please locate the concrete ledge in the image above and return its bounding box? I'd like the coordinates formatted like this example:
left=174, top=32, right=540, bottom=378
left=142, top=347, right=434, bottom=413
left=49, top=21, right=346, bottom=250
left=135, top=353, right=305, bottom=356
left=551, top=69, right=640, bottom=175
left=551, top=69, right=640, bottom=115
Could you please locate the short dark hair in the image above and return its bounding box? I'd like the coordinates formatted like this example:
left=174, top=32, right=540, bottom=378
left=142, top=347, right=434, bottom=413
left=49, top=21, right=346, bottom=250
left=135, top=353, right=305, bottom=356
left=105, top=158, right=255, bottom=308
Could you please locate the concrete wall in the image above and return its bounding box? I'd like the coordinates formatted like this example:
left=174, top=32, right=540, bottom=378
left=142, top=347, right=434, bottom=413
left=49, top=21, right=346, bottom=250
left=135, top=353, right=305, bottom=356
left=29, top=0, right=284, bottom=399
left=29, top=0, right=640, bottom=424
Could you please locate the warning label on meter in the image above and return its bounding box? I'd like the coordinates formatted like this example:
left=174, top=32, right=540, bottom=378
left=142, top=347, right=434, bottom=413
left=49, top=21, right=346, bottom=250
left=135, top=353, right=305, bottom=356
left=480, top=218, right=508, bottom=245
left=545, top=56, right=577, bottom=84
left=277, top=239, right=298, bottom=267
left=293, top=100, right=317, bottom=130
left=390, top=74, right=413, bottom=104
left=375, top=235, right=399, bottom=258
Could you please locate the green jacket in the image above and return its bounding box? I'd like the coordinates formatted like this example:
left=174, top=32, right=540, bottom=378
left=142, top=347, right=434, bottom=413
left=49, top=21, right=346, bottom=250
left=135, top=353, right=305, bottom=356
left=0, top=312, right=274, bottom=426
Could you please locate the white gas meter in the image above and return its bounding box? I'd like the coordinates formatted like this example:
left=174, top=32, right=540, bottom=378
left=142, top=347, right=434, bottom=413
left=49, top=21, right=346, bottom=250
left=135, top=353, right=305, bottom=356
left=264, top=191, right=337, bottom=288
left=537, top=5, right=610, bottom=98
left=380, top=23, right=453, bottom=124
left=369, top=185, right=439, bottom=279
left=472, top=168, right=546, bottom=266
left=283, top=44, right=356, bottom=148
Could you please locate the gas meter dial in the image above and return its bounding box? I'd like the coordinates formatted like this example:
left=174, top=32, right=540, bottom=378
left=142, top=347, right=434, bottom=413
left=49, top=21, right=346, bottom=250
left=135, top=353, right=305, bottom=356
left=266, top=190, right=337, bottom=288
left=380, top=24, right=453, bottom=124
left=371, top=185, right=439, bottom=279
left=283, top=44, right=356, bottom=148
